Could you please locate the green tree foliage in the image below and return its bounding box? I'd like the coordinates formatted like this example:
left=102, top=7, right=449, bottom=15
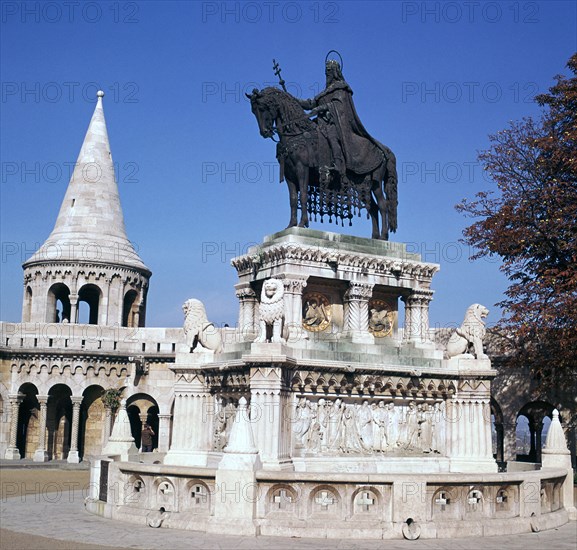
left=457, top=54, right=577, bottom=388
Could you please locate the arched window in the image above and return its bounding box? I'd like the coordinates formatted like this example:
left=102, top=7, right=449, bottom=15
left=122, top=290, right=139, bottom=327
left=77, top=284, right=101, bottom=325
left=46, top=283, right=71, bottom=323
left=23, top=286, right=33, bottom=322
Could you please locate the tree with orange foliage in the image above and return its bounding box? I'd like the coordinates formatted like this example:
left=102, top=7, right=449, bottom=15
left=457, top=54, right=577, bottom=389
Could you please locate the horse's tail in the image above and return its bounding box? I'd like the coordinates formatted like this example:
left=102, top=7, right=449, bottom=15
left=383, top=147, right=398, bottom=233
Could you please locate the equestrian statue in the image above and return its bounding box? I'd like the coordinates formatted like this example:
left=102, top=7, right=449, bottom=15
left=247, top=52, right=398, bottom=240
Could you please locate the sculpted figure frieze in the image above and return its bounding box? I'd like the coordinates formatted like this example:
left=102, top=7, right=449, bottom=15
left=292, top=396, right=443, bottom=456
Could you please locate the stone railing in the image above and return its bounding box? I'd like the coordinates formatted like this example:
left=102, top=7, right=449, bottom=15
left=0, top=322, right=183, bottom=355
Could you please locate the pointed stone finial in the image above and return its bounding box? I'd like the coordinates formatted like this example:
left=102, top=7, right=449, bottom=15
left=23, top=83, right=149, bottom=273
left=102, top=400, right=139, bottom=459
left=224, top=397, right=258, bottom=454
left=543, top=409, right=570, bottom=454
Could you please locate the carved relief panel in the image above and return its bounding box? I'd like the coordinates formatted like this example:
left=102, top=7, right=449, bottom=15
left=291, top=396, right=445, bottom=457
left=302, top=292, right=332, bottom=332
left=368, top=298, right=395, bottom=337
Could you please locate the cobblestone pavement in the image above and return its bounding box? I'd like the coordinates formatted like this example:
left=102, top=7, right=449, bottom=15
left=0, top=468, right=576, bottom=550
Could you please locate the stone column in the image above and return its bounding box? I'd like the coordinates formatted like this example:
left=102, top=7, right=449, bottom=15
left=418, top=289, right=434, bottom=343
left=402, top=290, right=433, bottom=343
left=528, top=420, right=537, bottom=462
left=4, top=394, right=23, bottom=460
left=164, top=371, right=213, bottom=466
left=401, top=294, right=420, bottom=342
left=494, top=422, right=504, bottom=463
left=235, top=283, right=258, bottom=341
left=102, top=405, right=113, bottom=448
left=250, top=366, right=292, bottom=470
left=67, top=396, right=83, bottom=463
left=343, top=281, right=374, bottom=343
left=530, top=419, right=544, bottom=463
left=157, top=413, right=172, bottom=452
left=33, top=395, right=50, bottom=462
left=69, top=294, right=78, bottom=324
left=503, top=420, right=517, bottom=463
left=282, top=277, right=308, bottom=343
left=137, top=412, right=148, bottom=450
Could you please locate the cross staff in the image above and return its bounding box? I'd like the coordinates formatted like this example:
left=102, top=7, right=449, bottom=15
left=273, top=59, right=287, bottom=92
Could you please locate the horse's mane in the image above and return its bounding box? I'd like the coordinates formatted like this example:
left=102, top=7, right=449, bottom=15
left=261, top=87, right=313, bottom=132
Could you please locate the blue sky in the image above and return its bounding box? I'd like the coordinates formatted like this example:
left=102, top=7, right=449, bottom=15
left=1, top=1, right=575, bottom=328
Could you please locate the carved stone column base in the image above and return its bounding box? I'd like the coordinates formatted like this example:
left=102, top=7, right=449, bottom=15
left=4, top=447, right=21, bottom=460
left=33, top=449, right=49, bottom=462
left=67, top=450, right=80, bottom=464
left=347, top=331, right=375, bottom=345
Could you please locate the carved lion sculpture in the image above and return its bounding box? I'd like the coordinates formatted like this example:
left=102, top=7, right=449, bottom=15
left=254, top=278, right=286, bottom=343
left=183, top=298, right=223, bottom=353
left=446, top=303, right=489, bottom=359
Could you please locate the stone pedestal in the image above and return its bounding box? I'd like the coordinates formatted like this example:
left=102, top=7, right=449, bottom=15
left=164, top=352, right=214, bottom=467
left=249, top=362, right=293, bottom=470
left=542, top=409, right=576, bottom=519
left=209, top=397, right=261, bottom=536
left=231, top=228, right=439, bottom=344
left=446, top=358, right=497, bottom=473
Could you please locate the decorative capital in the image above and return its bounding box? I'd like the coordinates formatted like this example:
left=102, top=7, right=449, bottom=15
left=402, top=289, right=434, bottom=306
left=235, top=285, right=256, bottom=300
left=37, top=395, right=50, bottom=405
left=71, top=396, right=83, bottom=406
left=281, top=277, right=308, bottom=294
left=345, top=281, right=374, bottom=301
left=8, top=393, right=24, bottom=405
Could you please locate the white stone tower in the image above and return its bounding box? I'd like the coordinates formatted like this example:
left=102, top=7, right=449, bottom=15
left=22, top=91, right=151, bottom=327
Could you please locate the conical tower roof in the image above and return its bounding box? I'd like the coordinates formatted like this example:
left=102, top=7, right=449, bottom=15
left=24, top=91, right=150, bottom=274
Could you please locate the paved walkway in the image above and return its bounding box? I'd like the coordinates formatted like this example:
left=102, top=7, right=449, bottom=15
left=1, top=488, right=576, bottom=550
left=0, top=458, right=89, bottom=470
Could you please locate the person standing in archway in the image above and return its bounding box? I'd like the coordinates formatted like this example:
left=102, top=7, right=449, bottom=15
left=141, top=422, right=155, bottom=452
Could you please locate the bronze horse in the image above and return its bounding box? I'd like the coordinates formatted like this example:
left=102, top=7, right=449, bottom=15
left=247, top=87, right=397, bottom=240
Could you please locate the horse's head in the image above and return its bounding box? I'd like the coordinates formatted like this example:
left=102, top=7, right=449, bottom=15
left=246, top=87, right=276, bottom=139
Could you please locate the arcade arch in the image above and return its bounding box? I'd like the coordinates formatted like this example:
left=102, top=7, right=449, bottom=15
left=46, top=283, right=71, bottom=323
left=126, top=394, right=159, bottom=450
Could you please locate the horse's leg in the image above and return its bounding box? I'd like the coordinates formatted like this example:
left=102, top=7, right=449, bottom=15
left=297, top=163, right=309, bottom=228
left=372, top=170, right=389, bottom=240
left=285, top=178, right=298, bottom=228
